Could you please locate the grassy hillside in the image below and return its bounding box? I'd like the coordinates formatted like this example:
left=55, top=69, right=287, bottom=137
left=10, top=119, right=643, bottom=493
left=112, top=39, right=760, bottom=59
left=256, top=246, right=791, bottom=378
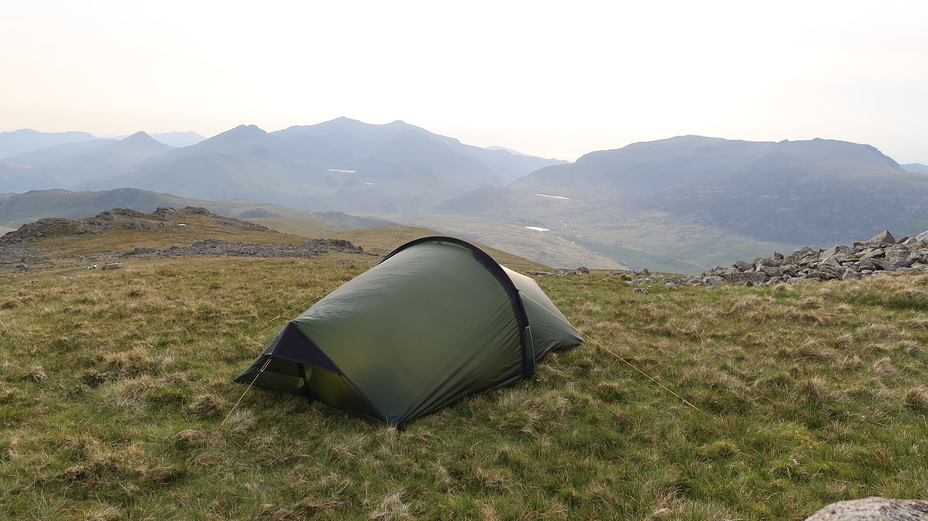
left=244, top=217, right=342, bottom=237
left=241, top=221, right=554, bottom=273
left=0, top=189, right=196, bottom=229
left=245, top=215, right=611, bottom=271
left=386, top=214, right=625, bottom=270
left=2, top=226, right=928, bottom=519
left=28, top=213, right=307, bottom=257
left=0, top=188, right=400, bottom=234
left=328, top=226, right=552, bottom=273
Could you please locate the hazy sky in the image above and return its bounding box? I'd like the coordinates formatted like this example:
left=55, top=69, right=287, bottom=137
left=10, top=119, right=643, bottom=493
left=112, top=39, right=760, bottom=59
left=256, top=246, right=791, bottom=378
left=2, top=0, right=926, bottom=162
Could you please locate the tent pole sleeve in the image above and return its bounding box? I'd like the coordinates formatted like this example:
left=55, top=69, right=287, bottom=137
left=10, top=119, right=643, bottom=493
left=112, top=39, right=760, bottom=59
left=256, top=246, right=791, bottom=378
left=521, top=326, right=536, bottom=378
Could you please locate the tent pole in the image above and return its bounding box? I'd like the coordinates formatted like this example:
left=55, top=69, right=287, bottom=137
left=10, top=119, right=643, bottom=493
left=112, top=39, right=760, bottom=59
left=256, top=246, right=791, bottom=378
left=299, top=363, right=313, bottom=402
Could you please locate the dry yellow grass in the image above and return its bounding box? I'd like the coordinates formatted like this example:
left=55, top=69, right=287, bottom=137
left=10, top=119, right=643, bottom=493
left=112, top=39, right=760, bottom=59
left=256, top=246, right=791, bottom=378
left=2, top=225, right=928, bottom=519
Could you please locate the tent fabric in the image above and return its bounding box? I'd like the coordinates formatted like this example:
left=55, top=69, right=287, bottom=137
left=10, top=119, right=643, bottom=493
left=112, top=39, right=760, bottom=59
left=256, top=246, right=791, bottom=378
left=235, top=236, right=582, bottom=426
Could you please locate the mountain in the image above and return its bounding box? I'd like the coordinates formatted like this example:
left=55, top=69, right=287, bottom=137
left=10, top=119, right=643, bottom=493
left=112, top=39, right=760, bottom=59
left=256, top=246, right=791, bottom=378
left=272, top=118, right=567, bottom=185
left=0, top=129, right=97, bottom=159
left=83, top=118, right=565, bottom=213
left=0, top=188, right=197, bottom=229
left=0, top=132, right=175, bottom=192
left=0, top=187, right=402, bottom=234
left=8, top=125, right=923, bottom=274
left=432, top=136, right=928, bottom=273
left=1, top=119, right=565, bottom=214
left=903, top=163, right=928, bottom=175
left=149, top=131, right=206, bottom=148
left=91, top=125, right=335, bottom=208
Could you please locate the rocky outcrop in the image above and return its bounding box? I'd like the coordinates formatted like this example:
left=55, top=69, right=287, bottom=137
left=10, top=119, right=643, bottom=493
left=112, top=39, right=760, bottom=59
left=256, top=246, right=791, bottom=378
left=104, top=238, right=373, bottom=261
left=528, top=267, right=591, bottom=276
left=0, top=207, right=376, bottom=274
left=804, top=497, right=928, bottom=520
left=0, top=206, right=276, bottom=247
left=701, top=231, right=928, bottom=286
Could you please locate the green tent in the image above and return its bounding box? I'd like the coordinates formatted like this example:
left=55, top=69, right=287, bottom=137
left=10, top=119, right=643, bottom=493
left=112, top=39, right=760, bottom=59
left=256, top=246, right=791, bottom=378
left=235, top=236, right=582, bottom=426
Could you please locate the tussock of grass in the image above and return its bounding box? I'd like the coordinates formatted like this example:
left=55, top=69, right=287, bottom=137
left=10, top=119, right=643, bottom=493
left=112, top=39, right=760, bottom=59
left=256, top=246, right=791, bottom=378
left=903, top=386, right=928, bottom=412
left=3, top=257, right=928, bottom=519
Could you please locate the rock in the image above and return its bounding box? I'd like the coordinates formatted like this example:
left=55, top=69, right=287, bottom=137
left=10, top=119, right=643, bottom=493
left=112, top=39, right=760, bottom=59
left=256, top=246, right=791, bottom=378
left=842, top=269, right=863, bottom=280
left=719, top=269, right=766, bottom=283
left=807, top=264, right=845, bottom=280
left=760, top=265, right=794, bottom=278
left=860, top=230, right=897, bottom=247
left=785, top=247, right=815, bottom=264
left=821, top=245, right=852, bottom=259
left=1, top=219, right=377, bottom=275
left=758, top=255, right=786, bottom=267
left=871, top=246, right=913, bottom=270
left=804, top=497, right=928, bottom=520
left=153, top=207, right=178, bottom=219
left=884, top=245, right=913, bottom=268
left=631, top=268, right=651, bottom=277
left=528, top=270, right=556, bottom=277
left=633, top=288, right=649, bottom=294
left=700, top=230, right=928, bottom=285
left=663, top=276, right=696, bottom=286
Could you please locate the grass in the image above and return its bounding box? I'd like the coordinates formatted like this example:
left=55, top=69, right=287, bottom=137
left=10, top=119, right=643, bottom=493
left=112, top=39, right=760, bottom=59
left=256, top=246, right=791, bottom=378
left=29, top=214, right=309, bottom=257
left=241, top=220, right=557, bottom=273
left=318, top=225, right=554, bottom=273
left=377, top=214, right=625, bottom=271
left=2, top=228, right=928, bottom=520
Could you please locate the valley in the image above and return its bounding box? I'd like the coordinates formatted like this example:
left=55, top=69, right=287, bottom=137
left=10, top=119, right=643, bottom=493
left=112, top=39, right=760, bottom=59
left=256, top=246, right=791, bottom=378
left=3, top=124, right=928, bottom=274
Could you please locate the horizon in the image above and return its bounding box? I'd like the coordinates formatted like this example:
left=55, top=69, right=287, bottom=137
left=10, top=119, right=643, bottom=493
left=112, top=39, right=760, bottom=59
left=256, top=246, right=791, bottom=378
left=2, top=122, right=925, bottom=165
left=2, top=1, right=926, bottom=163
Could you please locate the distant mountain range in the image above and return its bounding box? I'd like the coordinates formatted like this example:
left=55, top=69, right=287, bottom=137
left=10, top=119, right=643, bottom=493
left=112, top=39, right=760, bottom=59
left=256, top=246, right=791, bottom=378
left=0, top=128, right=204, bottom=158
left=131, top=131, right=205, bottom=148
left=0, top=129, right=97, bottom=158
left=3, top=122, right=928, bottom=274
left=903, top=163, right=928, bottom=175
left=0, top=132, right=176, bottom=192
left=0, top=119, right=566, bottom=213
left=433, top=136, right=928, bottom=272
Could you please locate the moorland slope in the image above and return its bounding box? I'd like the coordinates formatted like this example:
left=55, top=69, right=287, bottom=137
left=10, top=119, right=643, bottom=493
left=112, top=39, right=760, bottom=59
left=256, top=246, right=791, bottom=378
left=1, top=219, right=927, bottom=519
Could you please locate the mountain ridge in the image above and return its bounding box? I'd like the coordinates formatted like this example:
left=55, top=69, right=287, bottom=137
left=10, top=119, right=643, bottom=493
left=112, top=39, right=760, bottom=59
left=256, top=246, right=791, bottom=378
left=432, top=136, right=928, bottom=272
left=903, top=163, right=928, bottom=175
left=3, top=125, right=927, bottom=274
left=0, top=129, right=97, bottom=158
left=75, top=118, right=566, bottom=213
left=0, top=132, right=175, bottom=192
